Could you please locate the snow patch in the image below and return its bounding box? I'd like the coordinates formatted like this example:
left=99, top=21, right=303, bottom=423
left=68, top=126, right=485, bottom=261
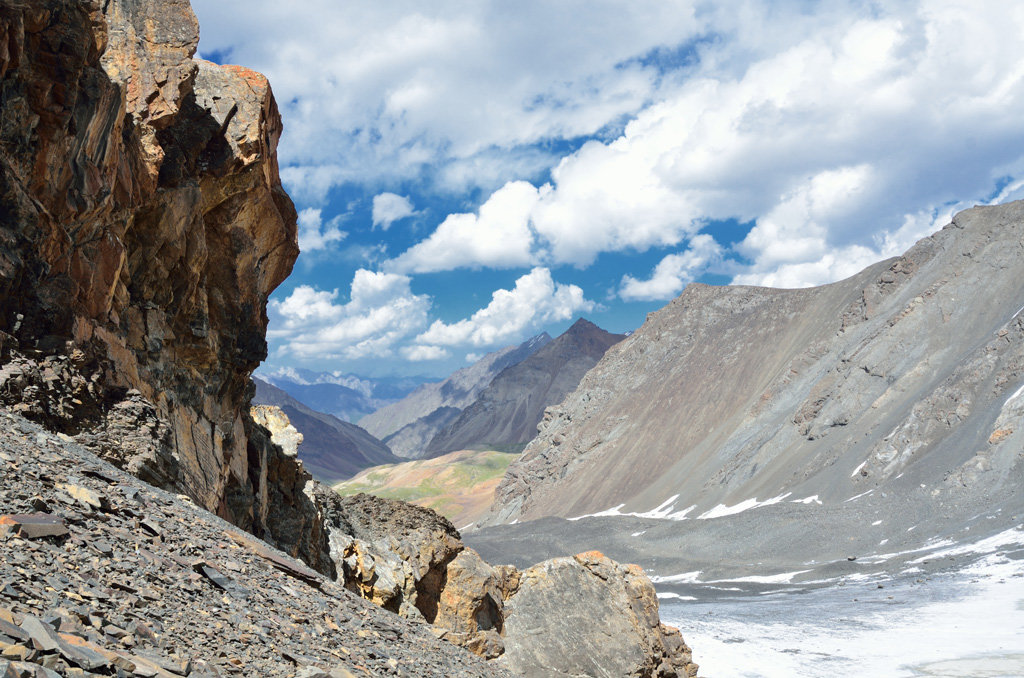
left=792, top=495, right=822, bottom=505
left=908, top=527, right=1024, bottom=564
left=697, top=494, right=792, bottom=520
left=567, top=504, right=627, bottom=521
left=844, top=489, right=874, bottom=503
left=707, top=570, right=812, bottom=585
left=649, top=571, right=703, bottom=584
left=657, top=592, right=697, bottom=601
left=1004, top=382, right=1024, bottom=408
left=568, top=497, right=696, bottom=522
left=850, top=461, right=867, bottom=477
left=632, top=530, right=647, bottom=537
left=872, top=520, right=883, bottom=526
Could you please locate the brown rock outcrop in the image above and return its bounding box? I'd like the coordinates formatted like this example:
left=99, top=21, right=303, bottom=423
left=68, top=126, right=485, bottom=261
left=319, top=492, right=697, bottom=676
left=0, top=0, right=332, bottom=570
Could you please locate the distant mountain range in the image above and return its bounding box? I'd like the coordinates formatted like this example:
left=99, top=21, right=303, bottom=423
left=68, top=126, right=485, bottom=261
left=252, top=378, right=399, bottom=483
left=257, top=367, right=437, bottom=422
left=360, top=333, right=553, bottom=457
left=425, top=319, right=625, bottom=457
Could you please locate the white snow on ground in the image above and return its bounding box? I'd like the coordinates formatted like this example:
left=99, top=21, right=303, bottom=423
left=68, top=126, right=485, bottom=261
left=697, top=494, right=792, bottom=520
left=872, top=520, right=883, bottom=526
left=908, top=527, right=1024, bottom=564
left=649, top=570, right=702, bottom=584
left=844, top=489, right=874, bottom=502
left=568, top=496, right=696, bottom=521
left=706, top=570, right=813, bottom=585
left=567, top=504, right=627, bottom=520
left=792, top=495, right=822, bottom=504
left=661, top=549, right=1024, bottom=678
left=1004, top=381, right=1024, bottom=407
left=850, top=461, right=867, bottom=477
left=657, top=592, right=697, bottom=601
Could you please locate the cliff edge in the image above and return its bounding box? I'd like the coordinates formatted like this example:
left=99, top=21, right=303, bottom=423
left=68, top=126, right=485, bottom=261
left=0, top=0, right=341, bottom=568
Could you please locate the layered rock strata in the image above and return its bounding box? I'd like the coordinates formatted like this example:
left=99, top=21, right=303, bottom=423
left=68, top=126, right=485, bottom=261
left=0, top=0, right=336, bottom=569
left=425, top=319, right=623, bottom=457
left=361, top=334, right=552, bottom=459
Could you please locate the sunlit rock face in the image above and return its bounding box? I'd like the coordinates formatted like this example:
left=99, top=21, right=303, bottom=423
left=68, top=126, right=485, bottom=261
left=0, top=0, right=332, bottom=569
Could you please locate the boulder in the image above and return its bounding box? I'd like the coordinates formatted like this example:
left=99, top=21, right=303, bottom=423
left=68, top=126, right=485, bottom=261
left=495, top=551, right=698, bottom=678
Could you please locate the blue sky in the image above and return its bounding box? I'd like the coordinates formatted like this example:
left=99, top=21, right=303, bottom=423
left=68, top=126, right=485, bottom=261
left=191, top=0, right=1024, bottom=377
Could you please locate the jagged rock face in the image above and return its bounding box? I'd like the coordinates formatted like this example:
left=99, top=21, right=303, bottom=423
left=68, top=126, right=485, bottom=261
left=484, top=201, right=1024, bottom=525
left=0, top=0, right=319, bottom=566
left=361, top=333, right=552, bottom=458
left=425, top=319, right=623, bottom=457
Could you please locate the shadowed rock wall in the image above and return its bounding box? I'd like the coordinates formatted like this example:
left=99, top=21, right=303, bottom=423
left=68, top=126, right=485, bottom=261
left=0, top=0, right=332, bottom=569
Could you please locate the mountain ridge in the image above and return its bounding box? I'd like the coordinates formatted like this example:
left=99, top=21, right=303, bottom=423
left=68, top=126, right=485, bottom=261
left=360, top=333, right=553, bottom=457
left=483, top=201, right=1024, bottom=527
left=425, top=318, right=625, bottom=457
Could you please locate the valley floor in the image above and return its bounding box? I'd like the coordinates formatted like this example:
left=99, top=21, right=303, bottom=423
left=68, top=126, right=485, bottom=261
left=467, top=482, right=1024, bottom=678
left=661, top=545, right=1024, bottom=677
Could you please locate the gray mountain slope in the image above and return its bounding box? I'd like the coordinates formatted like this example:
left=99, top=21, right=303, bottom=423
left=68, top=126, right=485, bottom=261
left=425, top=319, right=625, bottom=457
left=253, top=378, right=399, bottom=483
left=359, top=333, right=552, bottom=458
left=481, top=200, right=1024, bottom=528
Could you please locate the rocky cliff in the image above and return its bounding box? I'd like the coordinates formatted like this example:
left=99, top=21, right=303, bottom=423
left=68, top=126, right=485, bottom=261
left=425, top=319, right=624, bottom=457
left=254, top=377, right=399, bottom=483
left=0, top=0, right=338, bottom=569
left=483, top=201, right=1024, bottom=526
left=361, top=333, right=551, bottom=458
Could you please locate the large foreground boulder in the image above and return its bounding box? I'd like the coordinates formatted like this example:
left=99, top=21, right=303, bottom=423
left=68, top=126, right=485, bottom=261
left=496, top=552, right=698, bottom=678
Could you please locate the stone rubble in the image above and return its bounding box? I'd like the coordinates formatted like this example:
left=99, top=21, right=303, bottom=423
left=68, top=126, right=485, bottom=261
left=0, top=411, right=509, bottom=678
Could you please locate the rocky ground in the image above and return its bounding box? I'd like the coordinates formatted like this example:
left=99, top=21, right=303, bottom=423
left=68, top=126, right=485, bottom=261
left=0, top=410, right=508, bottom=678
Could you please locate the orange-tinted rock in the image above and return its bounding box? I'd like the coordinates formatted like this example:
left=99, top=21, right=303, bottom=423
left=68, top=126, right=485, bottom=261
left=0, top=0, right=320, bottom=570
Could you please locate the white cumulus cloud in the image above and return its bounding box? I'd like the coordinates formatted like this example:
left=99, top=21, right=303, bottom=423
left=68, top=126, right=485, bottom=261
left=372, top=193, right=417, bottom=230
left=401, top=345, right=450, bottom=361
left=384, top=1, right=1024, bottom=285
left=389, top=181, right=540, bottom=273
left=268, top=270, right=430, bottom=360
left=192, top=0, right=705, bottom=199
left=620, top=234, right=724, bottom=301
left=297, top=208, right=347, bottom=253
left=415, top=267, right=593, bottom=347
